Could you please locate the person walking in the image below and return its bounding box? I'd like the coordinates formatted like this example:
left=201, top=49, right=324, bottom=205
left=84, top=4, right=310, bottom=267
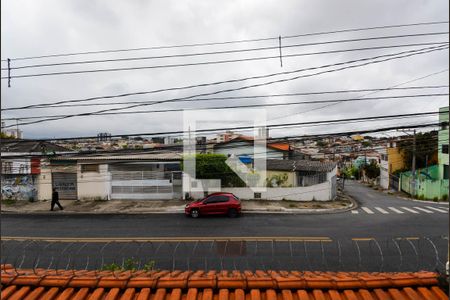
left=51, top=188, right=64, bottom=211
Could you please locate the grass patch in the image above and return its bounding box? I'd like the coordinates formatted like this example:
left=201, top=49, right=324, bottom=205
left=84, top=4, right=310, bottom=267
left=101, top=258, right=155, bottom=272
left=1, top=199, right=17, bottom=205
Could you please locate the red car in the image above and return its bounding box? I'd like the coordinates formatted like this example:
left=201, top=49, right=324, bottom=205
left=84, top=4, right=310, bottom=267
left=185, top=192, right=241, bottom=218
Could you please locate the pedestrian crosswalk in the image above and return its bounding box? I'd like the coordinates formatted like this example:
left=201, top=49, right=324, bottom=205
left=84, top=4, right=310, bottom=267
left=351, top=206, right=448, bottom=215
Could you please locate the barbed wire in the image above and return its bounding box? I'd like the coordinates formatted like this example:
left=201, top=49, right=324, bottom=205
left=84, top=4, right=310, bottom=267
left=1, top=236, right=447, bottom=274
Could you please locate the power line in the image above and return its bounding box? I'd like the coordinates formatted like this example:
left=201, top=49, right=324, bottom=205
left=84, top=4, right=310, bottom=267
left=2, top=41, right=448, bottom=79
left=5, top=85, right=447, bottom=110
left=2, top=32, right=448, bottom=71
left=0, top=122, right=444, bottom=161
left=3, top=93, right=448, bottom=121
left=4, top=44, right=447, bottom=112
left=2, top=20, right=448, bottom=62
left=5, top=44, right=448, bottom=128
left=267, top=68, right=450, bottom=122
left=2, top=111, right=446, bottom=142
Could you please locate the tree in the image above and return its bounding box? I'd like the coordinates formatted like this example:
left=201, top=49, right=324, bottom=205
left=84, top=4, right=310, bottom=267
left=363, top=161, right=380, bottom=179
left=398, top=131, right=438, bottom=169
left=182, top=154, right=246, bottom=187
left=361, top=141, right=372, bottom=148
left=0, top=132, right=15, bottom=139
left=316, top=140, right=327, bottom=147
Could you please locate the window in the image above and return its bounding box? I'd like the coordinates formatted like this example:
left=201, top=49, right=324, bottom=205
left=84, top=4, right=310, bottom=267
left=254, top=192, right=261, bottom=199
left=442, top=144, right=449, bottom=154
left=1, top=161, right=12, bottom=173
left=441, top=121, right=449, bottom=130
left=204, top=195, right=228, bottom=204
left=81, top=164, right=99, bottom=173
left=444, top=165, right=449, bottom=180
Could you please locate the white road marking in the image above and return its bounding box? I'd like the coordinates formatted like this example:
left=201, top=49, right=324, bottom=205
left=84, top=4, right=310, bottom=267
left=400, top=207, right=420, bottom=214
left=439, top=207, right=449, bottom=210
left=413, top=207, right=434, bottom=213
left=425, top=206, right=448, bottom=213
left=388, top=207, right=404, bottom=214
left=351, top=210, right=359, bottom=214
left=361, top=207, right=375, bottom=214
left=374, top=207, right=389, bottom=214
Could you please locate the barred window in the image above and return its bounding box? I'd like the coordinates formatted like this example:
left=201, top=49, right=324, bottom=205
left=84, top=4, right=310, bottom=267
left=81, top=164, right=99, bottom=173
left=443, top=144, right=449, bottom=154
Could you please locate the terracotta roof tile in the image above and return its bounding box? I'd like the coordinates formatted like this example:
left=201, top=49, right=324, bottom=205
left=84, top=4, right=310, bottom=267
left=1, top=265, right=447, bottom=300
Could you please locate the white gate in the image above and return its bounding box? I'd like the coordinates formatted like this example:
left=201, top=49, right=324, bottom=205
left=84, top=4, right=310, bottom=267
left=110, top=171, right=174, bottom=200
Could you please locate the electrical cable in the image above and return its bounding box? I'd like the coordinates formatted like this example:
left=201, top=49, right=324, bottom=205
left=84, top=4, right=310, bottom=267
left=5, top=44, right=448, bottom=128
left=4, top=85, right=447, bottom=110
left=3, top=93, right=447, bottom=121
left=2, top=41, right=448, bottom=79
left=2, top=20, right=447, bottom=62
left=4, top=44, right=447, bottom=112
left=1, top=111, right=446, bottom=143
left=1, top=32, right=447, bottom=71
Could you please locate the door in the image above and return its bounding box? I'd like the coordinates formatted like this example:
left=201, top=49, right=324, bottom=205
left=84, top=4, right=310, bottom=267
left=52, top=172, right=77, bottom=200
left=200, top=195, right=222, bottom=214
left=215, top=195, right=231, bottom=214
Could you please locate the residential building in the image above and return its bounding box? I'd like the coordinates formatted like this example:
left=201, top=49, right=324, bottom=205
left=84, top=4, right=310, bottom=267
left=44, top=152, right=183, bottom=201
left=1, top=140, right=70, bottom=201
left=189, top=158, right=338, bottom=201
left=438, top=106, right=449, bottom=180
left=213, top=135, right=293, bottom=159
left=399, top=108, right=449, bottom=200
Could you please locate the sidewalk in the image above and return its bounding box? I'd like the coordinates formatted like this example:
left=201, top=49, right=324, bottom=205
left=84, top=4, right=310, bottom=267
left=360, top=181, right=450, bottom=205
left=1, top=193, right=355, bottom=214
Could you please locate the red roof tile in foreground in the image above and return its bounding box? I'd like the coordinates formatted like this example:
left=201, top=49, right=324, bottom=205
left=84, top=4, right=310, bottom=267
left=0, top=264, right=447, bottom=300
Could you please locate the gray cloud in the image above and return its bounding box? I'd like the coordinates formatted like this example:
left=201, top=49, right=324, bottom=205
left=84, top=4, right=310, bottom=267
left=1, top=0, right=448, bottom=139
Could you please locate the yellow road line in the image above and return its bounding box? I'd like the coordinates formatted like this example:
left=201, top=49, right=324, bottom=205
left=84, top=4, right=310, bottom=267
left=1, top=236, right=332, bottom=243
left=352, top=238, right=375, bottom=241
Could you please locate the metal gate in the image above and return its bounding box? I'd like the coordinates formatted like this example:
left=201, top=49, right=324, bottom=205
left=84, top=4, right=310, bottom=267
left=110, top=171, right=174, bottom=200
left=52, top=172, right=77, bottom=200
left=389, top=174, right=399, bottom=191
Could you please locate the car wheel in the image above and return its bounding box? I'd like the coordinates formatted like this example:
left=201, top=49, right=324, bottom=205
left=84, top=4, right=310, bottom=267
left=228, top=208, right=238, bottom=218
left=191, top=209, right=200, bottom=218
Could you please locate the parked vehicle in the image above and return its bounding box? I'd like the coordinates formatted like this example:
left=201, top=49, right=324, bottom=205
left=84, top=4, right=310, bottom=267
left=185, top=192, right=241, bottom=218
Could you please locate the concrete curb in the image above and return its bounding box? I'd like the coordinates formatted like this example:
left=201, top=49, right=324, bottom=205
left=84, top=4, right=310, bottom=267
left=393, top=196, right=449, bottom=205
left=1, top=194, right=357, bottom=216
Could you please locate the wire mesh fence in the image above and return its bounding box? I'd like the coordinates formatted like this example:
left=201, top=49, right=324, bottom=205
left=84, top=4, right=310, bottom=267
left=1, top=236, right=448, bottom=273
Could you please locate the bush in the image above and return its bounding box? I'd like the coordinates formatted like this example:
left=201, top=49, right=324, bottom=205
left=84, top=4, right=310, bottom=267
left=182, top=154, right=246, bottom=187
left=442, top=194, right=448, bottom=201
left=433, top=197, right=439, bottom=202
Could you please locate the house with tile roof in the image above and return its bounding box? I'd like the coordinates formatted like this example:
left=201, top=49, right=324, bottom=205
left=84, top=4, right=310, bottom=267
left=1, top=264, right=447, bottom=300
left=212, top=135, right=303, bottom=160
left=43, top=152, right=184, bottom=201
left=1, top=140, right=71, bottom=201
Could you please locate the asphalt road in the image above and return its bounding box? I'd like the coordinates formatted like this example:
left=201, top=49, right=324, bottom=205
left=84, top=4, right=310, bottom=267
left=1, top=181, right=448, bottom=272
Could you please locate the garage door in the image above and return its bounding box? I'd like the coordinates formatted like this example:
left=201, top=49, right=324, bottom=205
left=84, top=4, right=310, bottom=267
left=52, top=172, right=77, bottom=200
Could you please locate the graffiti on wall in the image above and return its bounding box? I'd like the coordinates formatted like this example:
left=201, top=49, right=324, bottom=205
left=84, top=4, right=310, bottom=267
left=1, top=175, right=37, bottom=201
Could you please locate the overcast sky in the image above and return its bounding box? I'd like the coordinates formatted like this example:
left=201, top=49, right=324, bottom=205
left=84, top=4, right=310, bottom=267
left=1, top=0, right=449, bottom=139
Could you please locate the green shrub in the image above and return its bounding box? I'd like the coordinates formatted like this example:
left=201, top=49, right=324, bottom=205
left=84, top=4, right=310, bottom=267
left=442, top=194, right=448, bottom=201
left=101, top=262, right=121, bottom=271
left=433, top=197, right=439, bottom=202
left=143, top=260, right=155, bottom=271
